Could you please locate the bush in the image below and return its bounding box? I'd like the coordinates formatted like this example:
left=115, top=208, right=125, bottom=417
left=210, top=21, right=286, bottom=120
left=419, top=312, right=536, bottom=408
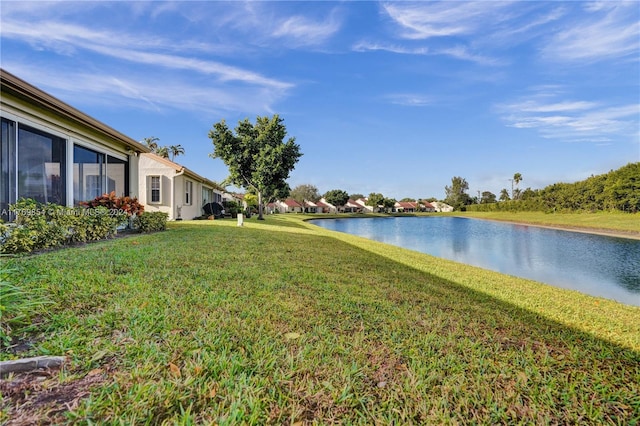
left=134, top=211, right=168, bottom=233
left=0, top=199, right=130, bottom=254
left=80, top=191, right=144, bottom=218
left=223, top=200, right=240, bottom=218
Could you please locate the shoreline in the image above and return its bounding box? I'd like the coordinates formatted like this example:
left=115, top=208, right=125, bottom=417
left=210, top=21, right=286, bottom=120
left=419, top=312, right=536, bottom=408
left=462, top=216, right=640, bottom=241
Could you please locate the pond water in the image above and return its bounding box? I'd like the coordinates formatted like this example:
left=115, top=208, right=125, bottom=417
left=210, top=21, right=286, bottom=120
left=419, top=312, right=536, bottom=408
left=311, top=217, right=640, bottom=306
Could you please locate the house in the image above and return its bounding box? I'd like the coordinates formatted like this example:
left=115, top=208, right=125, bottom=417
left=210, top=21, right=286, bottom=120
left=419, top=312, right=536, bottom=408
left=341, top=199, right=363, bottom=213
left=1, top=68, right=149, bottom=221
left=318, top=198, right=337, bottom=213
left=395, top=201, right=418, bottom=212
left=303, top=200, right=319, bottom=213
left=278, top=198, right=303, bottom=213
left=420, top=202, right=436, bottom=212
left=430, top=201, right=454, bottom=212
left=138, top=152, right=224, bottom=220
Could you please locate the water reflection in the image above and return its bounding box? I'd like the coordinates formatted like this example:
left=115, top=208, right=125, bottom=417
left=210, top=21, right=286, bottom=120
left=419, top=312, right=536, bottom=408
left=311, top=217, right=640, bottom=306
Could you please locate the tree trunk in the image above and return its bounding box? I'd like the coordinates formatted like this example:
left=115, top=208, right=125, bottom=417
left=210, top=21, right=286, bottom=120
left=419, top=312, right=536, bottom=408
left=257, top=191, right=265, bottom=220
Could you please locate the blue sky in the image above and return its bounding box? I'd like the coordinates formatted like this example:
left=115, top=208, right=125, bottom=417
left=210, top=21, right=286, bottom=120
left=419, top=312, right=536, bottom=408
left=1, top=1, right=639, bottom=200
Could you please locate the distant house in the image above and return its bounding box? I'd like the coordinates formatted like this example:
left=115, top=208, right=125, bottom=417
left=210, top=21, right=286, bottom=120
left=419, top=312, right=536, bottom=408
left=395, top=201, right=418, bottom=212
left=138, top=153, right=223, bottom=220
left=420, top=202, right=436, bottom=212
left=1, top=68, right=149, bottom=222
left=355, top=198, right=378, bottom=213
left=315, top=199, right=335, bottom=213
left=278, top=198, right=303, bottom=213
left=341, top=199, right=363, bottom=213
left=303, top=200, right=320, bottom=213
left=430, top=201, right=454, bottom=212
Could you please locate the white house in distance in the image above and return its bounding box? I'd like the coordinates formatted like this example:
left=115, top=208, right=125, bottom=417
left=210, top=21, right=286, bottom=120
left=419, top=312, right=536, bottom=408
left=138, top=152, right=224, bottom=221
left=1, top=68, right=149, bottom=222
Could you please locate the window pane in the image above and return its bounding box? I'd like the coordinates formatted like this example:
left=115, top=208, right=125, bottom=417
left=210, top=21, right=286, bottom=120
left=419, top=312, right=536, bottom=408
left=107, top=155, right=128, bottom=196
left=74, top=145, right=104, bottom=205
left=1, top=118, right=17, bottom=221
left=18, top=125, right=66, bottom=206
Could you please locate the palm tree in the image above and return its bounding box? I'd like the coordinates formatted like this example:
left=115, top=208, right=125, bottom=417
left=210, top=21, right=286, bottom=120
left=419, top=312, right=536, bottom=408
left=513, top=173, right=523, bottom=199
left=155, top=146, right=169, bottom=159
left=142, top=136, right=160, bottom=152
left=169, top=144, right=185, bottom=161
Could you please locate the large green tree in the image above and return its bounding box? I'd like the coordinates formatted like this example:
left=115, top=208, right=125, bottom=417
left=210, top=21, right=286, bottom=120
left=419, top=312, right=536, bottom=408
left=323, top=189, right=349, bottom=208
left=480, top=191, right=497, bottom=204
left=209, top=115, right=302, bottom=220
left=444, top=176, right=471, bottom=210
left=366, top=193, right=384, bottom=212
left=290, top=184, right=320, bottom=212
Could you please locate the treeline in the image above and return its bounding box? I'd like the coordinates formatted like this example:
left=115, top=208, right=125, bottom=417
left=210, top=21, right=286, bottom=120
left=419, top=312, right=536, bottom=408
left=467, top=162, right=639, bottom=213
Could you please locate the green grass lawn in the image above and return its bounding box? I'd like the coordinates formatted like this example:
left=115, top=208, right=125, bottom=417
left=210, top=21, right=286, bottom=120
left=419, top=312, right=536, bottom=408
left=2, top=214, right=639, bottom=424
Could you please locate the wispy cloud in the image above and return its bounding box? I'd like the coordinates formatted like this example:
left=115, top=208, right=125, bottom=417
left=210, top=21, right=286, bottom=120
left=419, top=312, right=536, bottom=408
left=385, top=93, right=434, bottom=107
left=4, top=61, right=283, bottom=116
left=498, top=92, right=639, bottom=143
left=352, top=41, right=428, bottom=55
left=381, top=1, right=511, bottom=40
left=542, top=2, right=640, bottom=63
left=270, top=11, right=342, bottom=47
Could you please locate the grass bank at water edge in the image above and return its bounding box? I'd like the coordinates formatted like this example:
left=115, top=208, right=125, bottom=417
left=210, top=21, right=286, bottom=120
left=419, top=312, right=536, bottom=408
left=1, top=214, right=639, bottom=424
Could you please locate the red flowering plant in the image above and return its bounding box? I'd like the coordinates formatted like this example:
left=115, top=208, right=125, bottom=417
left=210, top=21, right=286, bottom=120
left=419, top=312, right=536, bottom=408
left=80, top=192, right=145, bottom=219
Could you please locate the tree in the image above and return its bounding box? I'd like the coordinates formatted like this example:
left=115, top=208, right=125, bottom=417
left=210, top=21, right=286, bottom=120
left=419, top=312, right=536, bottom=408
left=382, top=197, right=396, bottom=213
left=169, top=144, right=185, bottom=161
left=290, top=184, right=320, bottom=212
left=366, top=193, right=384, bottom=212
left=400, top=197, right=416, bottom=202
left=513, top=173, right=523, bottom=200
left=444, top=176, right=471, bottom=210
left=209, top=115, right=302, bottom=220
left=499, top=188, right=510, bottom=201
left=155, top=146, right=169, bottom=159
left=142, top=136, right=160, bottom=151
left=350, top=193, right=365, bottom=200
left=323, top=189, right=349, bottom=208
left=480, top=191, right=496, bottom=204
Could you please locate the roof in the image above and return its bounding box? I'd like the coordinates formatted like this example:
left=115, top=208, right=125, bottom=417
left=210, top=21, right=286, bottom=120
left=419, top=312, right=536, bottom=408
left=397, top=201, right=417, bottom=209
left=140, top=152, right=224, bottom=191
left=283, top=198, right=302, bottom=207
left=1, top=68, right=150, bottom=154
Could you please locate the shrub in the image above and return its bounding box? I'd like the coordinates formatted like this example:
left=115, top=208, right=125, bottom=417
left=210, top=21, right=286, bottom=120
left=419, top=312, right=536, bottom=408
left=134, top=211, right=168, bottom=233
left=223, top=200, right=240, bottom=218
left=0, top=199, right=127, bottom=254
left=80, top=191, right=144, bottom=218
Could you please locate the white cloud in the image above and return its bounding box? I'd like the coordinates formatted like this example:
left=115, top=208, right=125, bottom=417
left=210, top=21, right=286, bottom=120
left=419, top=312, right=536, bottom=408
left=499, top=94, right=639, bottom=142
left=0, top=20, right=281, bottom=85
left=352, top=41, right=429, bottom=55
left=271, top=12, right=342, bottom=47
left=385, top=94, right=434, bottom=107
left=381, top=2, right=506, bottom=39
left=3, top=59, right=288, bottom=116
left=542, top=2, right=640, bottom=63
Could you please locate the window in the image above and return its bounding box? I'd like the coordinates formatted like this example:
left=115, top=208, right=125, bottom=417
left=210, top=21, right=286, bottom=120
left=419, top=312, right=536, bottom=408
left=74, top=145, right=105, bottom=205
left=1, top=122, right=68, bottom=218
left=1, top=118, right=17, bottom=221
left=202, top=187, right=213, bottom=205
left=149, top=176, right=161, bottom=203
left=185, top=180, right=192, bottom=205
left=107, top=155, right=128, bottom=196
left=73, top=146, right=129, bottom=204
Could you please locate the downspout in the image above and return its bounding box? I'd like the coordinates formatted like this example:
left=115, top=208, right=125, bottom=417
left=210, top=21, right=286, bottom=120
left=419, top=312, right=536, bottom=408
left=173, top=168, right=185, bottom=220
